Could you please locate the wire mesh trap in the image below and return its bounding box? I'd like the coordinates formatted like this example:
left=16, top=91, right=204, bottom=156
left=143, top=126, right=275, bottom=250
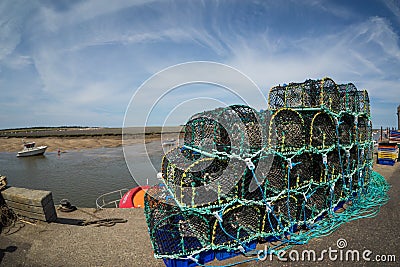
left=144, top=77, right=389, bottom=266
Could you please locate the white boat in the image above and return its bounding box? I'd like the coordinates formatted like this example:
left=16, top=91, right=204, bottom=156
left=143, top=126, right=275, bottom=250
left=162, top=139, right=177, bottom=146
left=17, top=142, right=47, bottom=157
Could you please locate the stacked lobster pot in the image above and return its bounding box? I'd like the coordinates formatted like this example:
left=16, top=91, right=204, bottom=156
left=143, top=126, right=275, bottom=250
left=144, top=77, right=375, bottom=266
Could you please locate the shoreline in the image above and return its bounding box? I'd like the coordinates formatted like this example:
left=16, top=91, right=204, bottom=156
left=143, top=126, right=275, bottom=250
left=0, top=133, right=180, bottom=153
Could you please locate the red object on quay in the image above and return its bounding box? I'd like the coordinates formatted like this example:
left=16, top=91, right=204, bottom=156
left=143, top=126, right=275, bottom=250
left=119, top=186, right=151, bottom=208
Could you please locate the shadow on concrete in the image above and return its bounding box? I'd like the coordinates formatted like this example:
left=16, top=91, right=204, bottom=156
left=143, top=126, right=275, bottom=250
left=55, top=217, right=84, bottom=226
left=0, top=245, right=17, bottom=264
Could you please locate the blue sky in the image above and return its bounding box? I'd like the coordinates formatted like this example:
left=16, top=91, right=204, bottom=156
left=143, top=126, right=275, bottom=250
left=0, top=0, right=399, bottom=129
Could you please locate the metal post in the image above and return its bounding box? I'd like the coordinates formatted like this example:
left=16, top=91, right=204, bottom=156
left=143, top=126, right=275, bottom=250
left=397, top=105, right=400, bottom=130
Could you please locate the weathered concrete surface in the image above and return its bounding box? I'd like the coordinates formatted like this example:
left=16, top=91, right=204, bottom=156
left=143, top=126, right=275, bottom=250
left=1, top=161, right=399, bottom=267
left=0, top=208, right=163, bottom=267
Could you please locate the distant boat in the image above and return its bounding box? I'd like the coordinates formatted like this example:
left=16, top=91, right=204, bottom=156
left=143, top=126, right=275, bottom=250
left=162, top=139, right=177, bottom=146
left=17, top=142, right=47, bottom=157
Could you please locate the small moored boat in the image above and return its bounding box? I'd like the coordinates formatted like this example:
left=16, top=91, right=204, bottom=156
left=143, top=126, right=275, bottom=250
left=95, top=185, right=151, bottom=209
left=17, top=142, right=47, bottom=157
left=162, top=139, right=177, bottom=147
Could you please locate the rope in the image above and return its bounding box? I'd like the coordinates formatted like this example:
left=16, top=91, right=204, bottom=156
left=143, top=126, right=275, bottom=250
left=78, top=218, right=128, bottom=227
left=0, top=204, right=25, bottom=235
left=0, top=204, right=18, bottom=231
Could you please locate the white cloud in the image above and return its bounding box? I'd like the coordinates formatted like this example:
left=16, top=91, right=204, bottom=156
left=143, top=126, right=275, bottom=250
left=4, top=55, right=33, bottom=69
left=38, top=0, right=153, bottom=32
left=0, top=1, right=36, bottom=61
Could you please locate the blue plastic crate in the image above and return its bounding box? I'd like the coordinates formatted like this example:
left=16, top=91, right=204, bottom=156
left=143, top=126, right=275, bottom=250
left=245, top=240, right=257, bottom=251
left=215, top=240, right=258, bottom=261
left=162, top=250, right=215, bottom=267
left=163, top=258, right=198, bottom=267
left=198, top=250, right=215, bottom=264
left=377, top=159, right=396, bottom=166
left=263, top=235, right=280, bottom=242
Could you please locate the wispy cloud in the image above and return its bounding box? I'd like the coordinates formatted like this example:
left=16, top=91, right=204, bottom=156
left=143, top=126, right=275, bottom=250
left=382, top=0, right=400, bottom=25
left=227, top=16, right=400, bottom=107
left=0, top=1, right=36, bottom=61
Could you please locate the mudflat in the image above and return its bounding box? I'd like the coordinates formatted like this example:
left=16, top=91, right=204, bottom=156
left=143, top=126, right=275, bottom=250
left=0, top=127, right=182, bottom=152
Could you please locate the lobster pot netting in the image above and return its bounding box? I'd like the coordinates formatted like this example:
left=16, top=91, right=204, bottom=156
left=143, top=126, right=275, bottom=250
left=285, top=83, right=304, bottom=108
left=183, top=105, right=263, bottom=155
left=358, top=90, right=370, bottom=116
left=162, top=147, right=248, bottom=207
left=321, top=78, right=341, bottom=113
left=261, top=208, right=280, bottom=238
left=310, top=112, right=337, bottom=150
left=183, top=116, right=230, bottom=153
left=269, top=109, right=305, bottom=152
left=338, top=114, right=356, bottom=145
left=332, top=175, right=345, bottom=204
left=258, top=110, right=272, bottom=148
left=326, top=148, right=351, bottom=180
left=144, top=185, right=212, bottom=257
left=212, top=204, right=260, bottom=246
left=357, top=116, right=370, bottom=143
left=339, top=83, right=360, bottom=113
left=268, top=78, right=341, bottom=112
left=268, top=85, right=286, bottom=109
left=220, top=105, right=263, bottom=154
left=273, top=195, right=301, bottom=226
left=290, top=153, right=323, bottom=187
left=267, top=78, right=368, bottom=117
left=179, top=157, right=247, bottom=208
left=144, top=77, right=386, bottom=261
left=268, top=79, right=322, bottom=109
left=240, top=161, right=264, bottom=201
left=302, top=79, right=324, bottom=108
left=306, top=186, right=330, bottom=218
left=258, top=154, right=287, bottom=194
left=162, top=148, right=191, bottom=187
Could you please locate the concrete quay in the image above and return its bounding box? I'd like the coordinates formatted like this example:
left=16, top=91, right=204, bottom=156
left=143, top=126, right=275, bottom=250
left=1, top=161, right=399, bottom=267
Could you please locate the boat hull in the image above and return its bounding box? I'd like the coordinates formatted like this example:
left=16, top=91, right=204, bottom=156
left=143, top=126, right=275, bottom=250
left=17, top=146, right=47, bottom=157
left=119, top=186, right=150, bottom=208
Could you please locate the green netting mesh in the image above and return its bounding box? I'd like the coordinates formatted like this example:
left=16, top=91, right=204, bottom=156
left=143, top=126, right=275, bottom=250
left=144, top=77, right=389, bottom=264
